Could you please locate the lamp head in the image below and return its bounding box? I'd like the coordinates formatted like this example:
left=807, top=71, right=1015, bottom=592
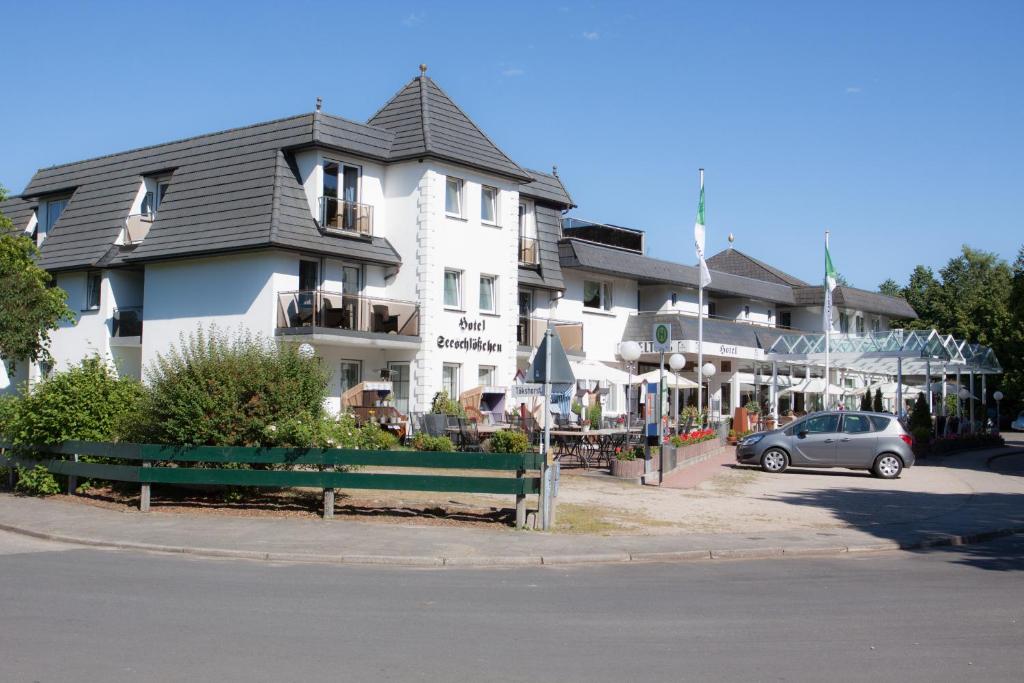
left=994, top=390, right=1004, bottom=401
left=619, top=341, right=642, bottom=362
left=702, top=362, right=717, bottom=378
left=669, top=353, right=686, bottom=372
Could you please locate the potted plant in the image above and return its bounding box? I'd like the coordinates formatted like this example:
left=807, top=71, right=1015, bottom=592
left=571, top=401, right=584, bottom=428
left=727, top=429, right=738, bottom=445
left=588, top=401, right=603, bottom=431
left=610, top=445, right=646, bottom=478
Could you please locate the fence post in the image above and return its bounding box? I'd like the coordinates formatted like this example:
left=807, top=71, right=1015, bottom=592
left=67, top=453, right=79, bottom=495
left=140, top=461, right=151, bottom=512
left=323, top=464, right=335, bottom=520
left=515, top=464, right=526, bottom=529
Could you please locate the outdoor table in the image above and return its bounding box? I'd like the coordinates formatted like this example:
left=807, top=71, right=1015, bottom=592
left=549, top=428, right=628, bottom=469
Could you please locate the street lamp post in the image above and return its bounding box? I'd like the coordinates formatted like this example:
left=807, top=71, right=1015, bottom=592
left=619, top=341, right=642, bottom=436
left=994, top=390, right=1004, bottom=435
left=669, top=353, right=686, bottom=435
left=702, top=362, right=717, bottom=428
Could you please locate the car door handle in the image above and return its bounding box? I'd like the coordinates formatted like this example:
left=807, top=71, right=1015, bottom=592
left=823, top=439, right=834, bottom=443
left=840, top=438, right=851, bottom=442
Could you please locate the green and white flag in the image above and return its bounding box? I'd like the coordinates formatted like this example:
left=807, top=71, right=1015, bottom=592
left=694, top=182, right=711, bottom=287
left=823, top=237, right=837, bottom=331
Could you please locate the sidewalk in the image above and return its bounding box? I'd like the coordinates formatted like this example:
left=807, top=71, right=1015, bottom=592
left=2, top=444, right=1022, bottom=567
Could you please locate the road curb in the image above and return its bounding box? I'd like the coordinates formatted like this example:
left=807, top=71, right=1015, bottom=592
left=1, top=520, right=1021, bottom=569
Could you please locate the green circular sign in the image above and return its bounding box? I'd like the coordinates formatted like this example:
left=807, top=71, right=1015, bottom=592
left=656, top=324, right=669, bottom=344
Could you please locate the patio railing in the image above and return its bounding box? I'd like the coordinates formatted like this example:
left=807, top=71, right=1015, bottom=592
left=277, top=290, right=420, bottom=337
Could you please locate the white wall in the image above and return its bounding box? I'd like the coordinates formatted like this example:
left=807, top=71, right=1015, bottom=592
left=639, top=285, right=699, bottom=314
left=557, top=269, right=638, bottom=363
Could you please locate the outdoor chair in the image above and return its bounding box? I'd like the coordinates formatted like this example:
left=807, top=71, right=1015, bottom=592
left=458, top=418, right=483, bottom=452
left=372, top=305, right=399, bottom=334
left=422, top=414, right=448, bottom=438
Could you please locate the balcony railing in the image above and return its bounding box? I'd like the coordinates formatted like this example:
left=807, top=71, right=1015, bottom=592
left=123, top=213, right=154, bottom=246
left=277, top=290, right=419, bottom=337
left=518, top=235, right=540, bottom=266
left=319, top=197, right=373, bottom=237
left=112, top=307, right=143, bottom=338
left=517, top=316, right=583, bottom=353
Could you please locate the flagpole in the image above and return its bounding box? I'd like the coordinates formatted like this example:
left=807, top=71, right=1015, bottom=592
left=696, top=168, right=705, bottom=425
left=824, top=230, right=831, bottom=411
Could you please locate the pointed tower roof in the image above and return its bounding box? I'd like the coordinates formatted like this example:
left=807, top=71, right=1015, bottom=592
left=706, top=247, right=810, bottom=287
left=368, top=68, right=532, bottom=182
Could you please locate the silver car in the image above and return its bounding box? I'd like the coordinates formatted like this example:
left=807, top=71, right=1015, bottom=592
left=1012, top=411, right=1024, bottom=431
left=735, top=411, right=915, bottom=479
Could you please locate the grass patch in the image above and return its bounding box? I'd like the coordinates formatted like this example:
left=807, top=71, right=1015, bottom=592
left=554, top=503, right=628, bottom=534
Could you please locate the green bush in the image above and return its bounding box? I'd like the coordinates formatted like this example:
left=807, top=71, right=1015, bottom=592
left=859, top=391, right=872, bottom=411
left=873, top=388, right=884, bottom=413
left=15, top=464, right=61, bottom=496
left=912, top=426, right=932, bottom=445
left=4, top=356, right=144, bottom=447
left=587, top=401, right=602, bottom=429
left=411, top=433, right=455, bottom=451
left=488, top=429, right=529, bottom=454
left=266, top=413, right=397, bottom=450
left=909, top=393, right=932, bottom=433
left=430, top=391, right=465, bottom=417
left=134, top=327, right=329, bottom=446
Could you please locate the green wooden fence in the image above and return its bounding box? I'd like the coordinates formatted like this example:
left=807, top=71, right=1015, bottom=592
left=0, top=441, right=542, bottom=527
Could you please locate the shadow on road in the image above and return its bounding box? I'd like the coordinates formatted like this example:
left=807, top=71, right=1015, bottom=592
left=770, top=486, right=1024, bottom=571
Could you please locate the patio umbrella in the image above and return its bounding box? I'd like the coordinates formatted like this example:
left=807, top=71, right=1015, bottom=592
left=777, top=378, right=849, bottom=396
left=569, top=359, right=632, bottom=384
left=629, top=369, right=698, bottom=389
left=859, top=382, right=925, bottom=399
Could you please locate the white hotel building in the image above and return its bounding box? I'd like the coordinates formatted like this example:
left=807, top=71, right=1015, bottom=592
left=4, top=68, right=949, bottom=420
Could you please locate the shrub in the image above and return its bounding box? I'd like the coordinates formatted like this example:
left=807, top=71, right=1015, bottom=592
left=5, top=356, right=145, bottom=447
left=909, top=393, right=932, bottom=433
left=873, top=388, right=884, bottom=413
left=15, top=464, right=61, bottom=496
left=265, top=413, right=397, bottom=450
left=615, top=446, right=637, bottom=461
left=911, top=426, right=932, bottom=445
left=412, top=433, right=455, bottom=451
left=135, top=327, right=329, bottom=446
left=744, top=401, right=760, bottom=414
left=430, top=391, right=465, bottom=417
left=587, top=401, right=602, bottom=429
left=488, top=429, right=529, bottom=454
left=670, top=427, right=718, bottom=448
left=0, top=393, right=19, bottom=438
left=859, top=391, right=872, bottom=411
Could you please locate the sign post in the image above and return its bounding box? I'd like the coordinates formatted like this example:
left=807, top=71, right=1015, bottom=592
left=527, top=326, right=575, bottom=530
left=651, top=323, right=671, bottom=484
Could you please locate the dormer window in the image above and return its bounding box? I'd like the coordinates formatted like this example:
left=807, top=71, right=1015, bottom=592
left=320, top=161, right=371, bottom=236
left=34, top=196, right=68, bottom=245
left=140, top=177, right=170, bottom=217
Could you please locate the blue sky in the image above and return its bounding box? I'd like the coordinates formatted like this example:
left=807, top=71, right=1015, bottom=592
left=2, top=0, right=1021, bottom=289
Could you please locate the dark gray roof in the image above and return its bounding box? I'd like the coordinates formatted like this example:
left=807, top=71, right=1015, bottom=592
left=0, top=195, right=37, bottom=235
left=559, top=238, right=797, bottom=305
left=793, top=285, right=918, bottom=319
left=367, top=75, right=532, bottom=182
left=16, top=114, right=400, bottom=270
left=520, top=169, right=574, bottom=207
left=706, top=248, right=809, bottom=287
left=519, top=205, right=566, bottom=291
left=315, top=112, right=395, bottom=160
left=623, top=312, right=783, bottom=350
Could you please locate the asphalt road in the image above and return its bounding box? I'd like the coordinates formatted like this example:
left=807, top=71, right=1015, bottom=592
left=1, top=532, right=1022, bottom=682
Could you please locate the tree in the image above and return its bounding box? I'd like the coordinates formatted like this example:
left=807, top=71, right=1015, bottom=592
left=0, top=186, right=74, bottom=370
left=899, top=265, right=943, bottom=329
left=877, top=279, right=902, bottom=298
left=859, top=390, right=872, bottom=411
left=873, top=388, right=884, bottom=413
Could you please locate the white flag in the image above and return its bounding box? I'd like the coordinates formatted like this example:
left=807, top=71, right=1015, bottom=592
left=694, top=182, right=711, bottom=287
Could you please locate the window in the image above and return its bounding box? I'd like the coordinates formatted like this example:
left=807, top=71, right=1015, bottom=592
left=478, top=365, right=496, bottom=387
left=479, top=275, right=497, bottom=314
left=779, top=310, right=791, bottom=328
left=341, top=264, right=362, bottom=294
left=843, top=414, right=872, bottom=434
left=442, top=363, right=461, bottom=399
left=839, top=312, right=850, bottom=333
left=671, top=292, right=678, bottom=306
left=85, top=272, right=101, bottom=311
left=481, top=185, right=497, bottom=224
left=855, top=315, right=865, bottom=336
left=872, top=317, right=881, bottom=333
left=140, top=178, right=170, bottom=216
left=388, top=362, right=410, bottom=414
left=36, top=197, right=68, bottom=244
left=743, top=305, right=750, bottom=319
left=339, top=361, right=361, bottom=395
left=768, top=309, right=774, bottom=324
left=707, top=301, right=717, bottom=317
left=444, top=269, right=463, bottom=309
left=321, top=161, right=361, bottom=230
left=299, top=260, right=319, bottom=291
left=445, top=177, right=463, bottom=217
left=869, top=416, right=891, bottom=431
left=583, top=280, right=612, bottom=311
left=801, top=414, right=840, bottom=434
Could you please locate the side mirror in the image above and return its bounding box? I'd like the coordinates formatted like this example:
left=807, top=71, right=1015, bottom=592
left=797, top=430, right=807, bottom=439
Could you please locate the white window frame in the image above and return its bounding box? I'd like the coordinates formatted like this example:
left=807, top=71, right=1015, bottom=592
left=339, top=360, right=362, bottom=396
left=479, top=274, right=498, bottom=314
left=445, top=176, right=464, bottom=218
left=388, top=361, right=411, bottom=415
left=444, top=268, right=463, bottom=310
left=478, top=365, right=496, bottom=387
left=442, top=363, right=461, bottom=399
left=582, top=280, right=613, bottom=311
left=85, top=271, right=102, bottom=312
left=480, top=185, right=498, bottom=225
left=37, top=196, right=69, bottom=245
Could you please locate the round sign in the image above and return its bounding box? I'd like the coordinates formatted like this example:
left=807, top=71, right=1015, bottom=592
left=655, top=324, right=669, bottom=345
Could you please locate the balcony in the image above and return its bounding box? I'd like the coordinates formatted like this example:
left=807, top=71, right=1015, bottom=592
left=517, top=316, right=583, bottom=354
left=123, top=213, right=154, bottom=246
left=110, top=307, right=143, bottom=344
left=518, top=235, right=540, bottom=266
left=276, top=290, right=419, bottom=347
left=319, top=197, right=373, bottom=237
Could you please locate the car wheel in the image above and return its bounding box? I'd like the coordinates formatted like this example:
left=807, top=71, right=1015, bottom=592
left=760, top=449, right=788, bottom=473
left=873, top=454, right=903, bottom=479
